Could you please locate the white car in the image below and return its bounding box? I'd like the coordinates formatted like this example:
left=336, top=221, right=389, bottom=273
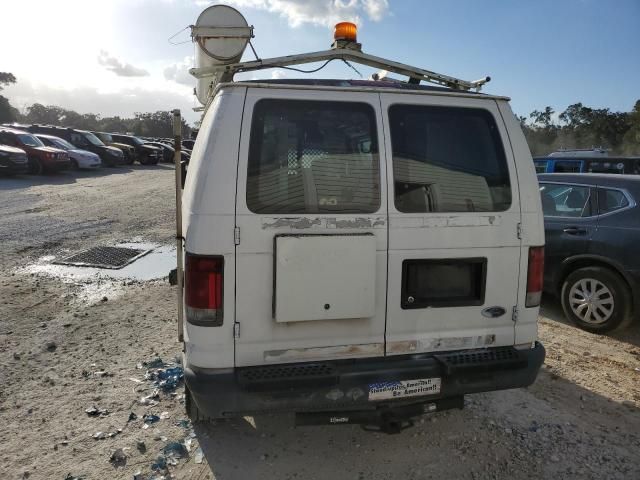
left=35, top=134, right=102, bottom=169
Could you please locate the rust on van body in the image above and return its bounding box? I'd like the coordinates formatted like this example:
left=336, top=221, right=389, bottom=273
left=264, top=342, right=383, bottom=363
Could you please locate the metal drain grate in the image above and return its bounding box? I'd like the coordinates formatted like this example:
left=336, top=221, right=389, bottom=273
left=54, top=246, right=152, bottom=269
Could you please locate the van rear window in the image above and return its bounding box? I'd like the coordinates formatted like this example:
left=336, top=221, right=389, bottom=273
left=247, top=100, right=380, bottom=214
left=389, top=105, right=511, bottom=213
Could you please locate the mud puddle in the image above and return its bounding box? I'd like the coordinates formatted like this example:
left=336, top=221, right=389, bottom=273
left=16, top=241, right=176, bottom=303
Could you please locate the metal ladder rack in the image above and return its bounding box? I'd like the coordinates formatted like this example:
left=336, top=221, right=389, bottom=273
left=190, top=42, right=490, bottom=97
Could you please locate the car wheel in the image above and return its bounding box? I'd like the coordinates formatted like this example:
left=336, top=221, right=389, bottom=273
left=139, top=155, right=150, bottom=165
left=71, top=159, right=79, bottom=170
left=125, top=154, right=134, bottom=165
left=561, top=266, right=632, bottom=333
left=28, top=157, right=44, bottom=175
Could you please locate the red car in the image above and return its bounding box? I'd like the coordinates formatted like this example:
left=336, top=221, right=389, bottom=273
left=0, top=127, right=70, bottom=174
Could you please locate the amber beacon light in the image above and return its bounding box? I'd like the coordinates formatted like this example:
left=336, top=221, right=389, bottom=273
left=334, top=22, right=357, bottom=42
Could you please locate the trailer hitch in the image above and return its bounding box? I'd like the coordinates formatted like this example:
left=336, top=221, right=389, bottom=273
left=294, top=396, right=464, bottom=434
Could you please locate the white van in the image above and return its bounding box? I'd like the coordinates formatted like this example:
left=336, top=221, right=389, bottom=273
left=179, top=7, right=545, bottom=431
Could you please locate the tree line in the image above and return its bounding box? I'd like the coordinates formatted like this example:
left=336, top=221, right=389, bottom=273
left=2, top=71, right=639, bottom=153
left=0, top=72, right=192, bottom=138
left=520, top=101, right=640, bottom=156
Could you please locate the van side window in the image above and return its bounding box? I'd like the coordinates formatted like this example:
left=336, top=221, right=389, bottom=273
left=389, top=105, right=511, bottom=213
left=587, top=161, right=624, bottom=174
left=553, top=161, right=582, bottom=173
left=534, top=160, right=548, bottom=173
left=247, top=99, right=380, bottom=214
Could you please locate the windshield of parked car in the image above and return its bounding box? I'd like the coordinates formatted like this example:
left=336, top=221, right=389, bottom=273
left=17, top=134, right=44, bottom=147
left=51, top=138, right=75, bottom=150
left=131, top=136, right=145, bottom=146
left=98, top=132, right=113, bottom=143
left=83, top=132, right=105, bottom=146
left=157, top=143, right=174, bottom=152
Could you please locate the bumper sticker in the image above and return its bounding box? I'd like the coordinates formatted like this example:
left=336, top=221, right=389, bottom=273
left=368, top=378, right=441, bottom=401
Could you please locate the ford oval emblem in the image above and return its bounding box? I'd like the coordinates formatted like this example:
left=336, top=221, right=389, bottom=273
left=482, top=306, right=506, bottom=318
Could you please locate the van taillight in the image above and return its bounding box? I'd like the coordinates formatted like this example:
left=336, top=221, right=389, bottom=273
left=525, top=247, right=544, bottom=307
left=185, top=254, right=223, bottom=326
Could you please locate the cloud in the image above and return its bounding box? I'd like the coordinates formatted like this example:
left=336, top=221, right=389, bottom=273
left=164, top=56, right=195, bottom=86
left=270, top=70, right=287, bottom=79
left=97, top=50, right=150, bottom=77
left=4, top=80, right=200, bottom=125
left=220, top=0, right=390, bottom=27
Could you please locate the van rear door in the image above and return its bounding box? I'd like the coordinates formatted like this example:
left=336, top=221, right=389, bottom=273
left=234, top=88, right=388, bottom=367
left=380, top=94, right=522, bottom=354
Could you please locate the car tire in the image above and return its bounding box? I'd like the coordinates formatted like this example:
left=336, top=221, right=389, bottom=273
left=28, top=157, right=44, bottom=175
left=185, top=385, right=211, bottom=423
left=561, top=266, right=632, bottom=333
left=139, top=155, right=150, bottom=166
left=71, top=159, right=79, bottom=170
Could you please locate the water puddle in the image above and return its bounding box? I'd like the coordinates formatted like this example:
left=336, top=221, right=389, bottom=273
left=17, top=241, right=176, bottom=304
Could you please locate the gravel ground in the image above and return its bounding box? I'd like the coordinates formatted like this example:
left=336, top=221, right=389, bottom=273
left=1, top=166, right=639, bottom=480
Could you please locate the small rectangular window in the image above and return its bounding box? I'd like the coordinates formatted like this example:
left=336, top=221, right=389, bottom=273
left=598, top=188, right=629, bottom=214
left=247, top=100, right=380, bottom=214
left=389, top=105, right=511, bottom=213
left=587, top=161, right=624, bottom=174
left=539, top=183, right=592, bottom=217
left=553, top=161, right=582, bottom=173
left=534, top=161, right=548, bottom=173
left=401, top=258, right=487, bottom=308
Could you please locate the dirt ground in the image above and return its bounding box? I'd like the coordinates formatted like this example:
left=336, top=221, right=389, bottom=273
left=1, top=166, right=639, bottom=480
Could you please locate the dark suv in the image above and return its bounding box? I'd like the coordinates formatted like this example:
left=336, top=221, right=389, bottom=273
left=538, top=173, right=640, bottom=332
left=26, top=125, right=124, bottom=167
left=110, top=134, right=162, bottom=165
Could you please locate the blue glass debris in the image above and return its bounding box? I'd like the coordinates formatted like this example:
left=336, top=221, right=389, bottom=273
left=143, top=414, right=160, bottom=424
left=151, top=455, right=167, bottom=471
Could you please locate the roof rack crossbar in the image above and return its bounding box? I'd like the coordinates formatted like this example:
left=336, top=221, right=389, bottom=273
left=189, top=47, right=490, bottom=92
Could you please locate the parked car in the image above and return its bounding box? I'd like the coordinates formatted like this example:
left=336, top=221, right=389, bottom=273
left=538, top=173, right=640, bottom=332
left=0, top=127, right=70, bottom=174
left=26, top=125, right=124, bottom=167
left=0, top=144, right=29, bottom=175
left=534, top=156, right=640, bottom=174
left=182, top=139, right=195, bottom=150
left=35, top=134, right=101, bottom=170
left=145, top=141, right=191, bottom=163
left=92, top=132, right=137, bottom=165
left=109, top=134, right=162, bottom=165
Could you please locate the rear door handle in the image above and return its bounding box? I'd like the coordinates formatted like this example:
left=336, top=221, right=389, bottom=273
left=563, top=227, right=587, bottom=235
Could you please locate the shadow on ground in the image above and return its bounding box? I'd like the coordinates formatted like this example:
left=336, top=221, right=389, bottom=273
left=540, top=293, right=640, bottom=348
left=0, top=166, right=132, bottom=189
left=186, top=368, right=640, bottom=480
left=0, top=163, right=173, bottom=190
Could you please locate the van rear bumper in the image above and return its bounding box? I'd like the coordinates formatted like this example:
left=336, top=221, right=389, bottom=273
left=185, top=342, right=545, bottom=419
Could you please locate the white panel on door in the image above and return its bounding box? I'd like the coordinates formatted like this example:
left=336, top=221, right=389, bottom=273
left=275, top=234, right=376, bottom=322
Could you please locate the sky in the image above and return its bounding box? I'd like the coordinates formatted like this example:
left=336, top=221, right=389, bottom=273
left=1, top=0, right=639, bottom=125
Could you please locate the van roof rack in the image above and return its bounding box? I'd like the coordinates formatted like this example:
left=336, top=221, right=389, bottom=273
left=188, top=6, right=491, bottom=110
left=190, top=44, right=490, bottom=93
